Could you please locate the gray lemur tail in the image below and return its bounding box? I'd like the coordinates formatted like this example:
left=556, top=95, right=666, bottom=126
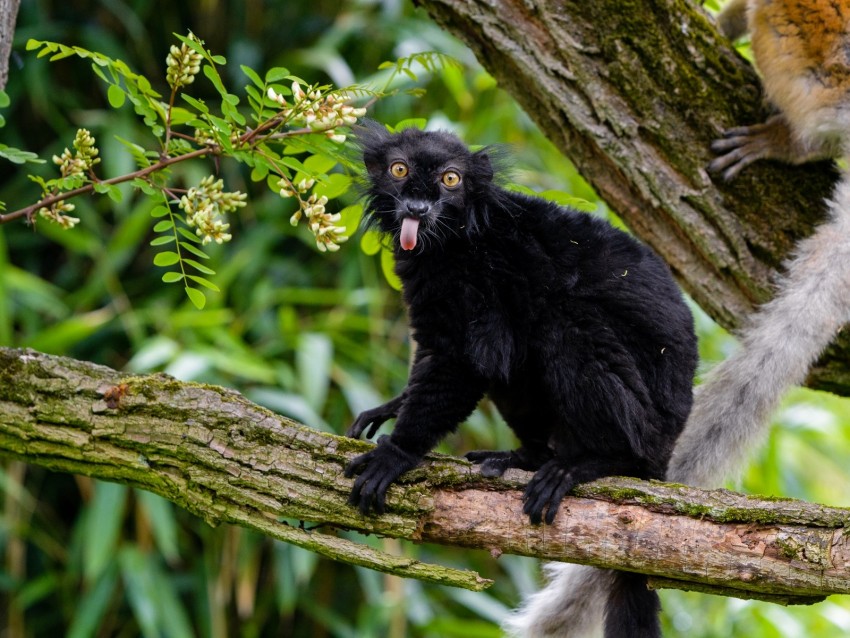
left=502, top=563, right=660, bottom=638
left=667, top=171, right=850, bottom=487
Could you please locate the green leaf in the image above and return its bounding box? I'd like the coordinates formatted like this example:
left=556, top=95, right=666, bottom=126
left=178, top=241, right=209, bottom=259
left=25, top=310, right=112, bottom=353
left=161, top=272, right=184, bottom=283
left=136, top=491, right=180, bottom=563
left=303, top=153, right=338, bottom=175
left=84, top=482, right=128, bottom=584
left=168, top=106, right=197, bottom=126
left=177, top=226, right=201, bottom=243
left=280, top=156, right=307, bottom=174
left=150, top=205, right=170, bottom=218
left=241, top=64, right=264, bottom=88
left=393, top=118, right=427, bottom=132
left=119, top=548, right=160, bottom=638
left=203, top=64, right=227, bottom=97
left=207, top=114, right=232, bottom=135
left=338, top=203, right=363, bottom=238
left=150, top=235, right=175, bottom=246
left=133, top=179, right=158, bottom=195
left=360, top=229, right=382, bottom=256
left=153, top=219, right=174, bottom=233
left=153, top=251, right=179, bottom=267
left=106, top=184, right=123, bottom=202
left=185, top=286, right=206, bottom=309
left=265, top=66, right=291, bottom=83
left=314, top=173, right=352, bottom=200
left=244, top=85, right=264, bottom=110
left=381, top=247, right=402, bottom=291
left=297, top=333, right=333, bottom=412
left=250, top=163, right=269, bottom=182
left=67, top=565, right=119, bottom=638
left=537, top=189, right=596, bottom=210
left=186, top=275, right=220, bottom=292
left=0, top=143, right=45, bottom=164
left=107, top=83, right=125, bottom=108
left=0, top=90, right=10, bottom=108
left=91, top=182, right=124, bottom=203
left=180, top=94, right=209, bottom=114
left=184, top=258, right=215, bottom=275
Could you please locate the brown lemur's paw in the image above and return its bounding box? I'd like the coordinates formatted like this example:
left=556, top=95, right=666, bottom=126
left=708, top=114, right=805, bottom=181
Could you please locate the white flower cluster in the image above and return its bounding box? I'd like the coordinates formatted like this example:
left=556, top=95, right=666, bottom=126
left=166, top=38, right=203, bottom=90
left=41, top=128, right=101, bottom=229
left=38, top=200, right=79, bottom=229
left=266, top=82, right=366, bottom=144
left=279, top=177, right=348, bottom=252
left=179, top=176, right=247, bottom=245
left=52, top=128, right=100, bottom=179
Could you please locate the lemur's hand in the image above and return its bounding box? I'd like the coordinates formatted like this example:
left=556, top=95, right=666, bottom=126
left=344, top=435, right=419, bottom=515
left=346, top=396, right=404, bottom=439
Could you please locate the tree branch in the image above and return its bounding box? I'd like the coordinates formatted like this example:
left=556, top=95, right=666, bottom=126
left=415, top=0, right=850, bottom=393
left=3, top=346, right=850, bottom=603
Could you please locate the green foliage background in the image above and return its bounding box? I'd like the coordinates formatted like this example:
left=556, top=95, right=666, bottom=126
left=2, top=1, right=850, bottom=636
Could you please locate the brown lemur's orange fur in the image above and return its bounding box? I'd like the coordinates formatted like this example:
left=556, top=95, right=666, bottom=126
left=668, top=0, right=850, bottom=487
left=708, top=0, right=850, bottom=178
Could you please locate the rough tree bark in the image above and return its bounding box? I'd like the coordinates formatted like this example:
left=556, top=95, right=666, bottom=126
left=0, top=0, right=21, bottom=90
left=3, top=346, right=850, bottom=604
left=415, top=0, right=850, bottom=392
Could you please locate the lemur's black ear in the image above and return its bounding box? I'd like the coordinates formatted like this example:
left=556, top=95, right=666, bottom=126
left=474, top=150, right=494, bottom=181
left=355, top=120, right=391, bottom=175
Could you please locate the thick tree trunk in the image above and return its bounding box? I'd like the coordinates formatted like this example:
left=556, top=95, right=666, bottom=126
left=415, top=0, right=850, bottom=393
left=2, top=346, right=850, bottom=603
left=0, top=0, right=21, bottom=90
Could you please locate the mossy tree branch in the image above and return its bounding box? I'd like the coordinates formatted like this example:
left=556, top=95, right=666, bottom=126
left=3, top=346, right=850, bottom=603
left=415, top=0, right=850, bottom=393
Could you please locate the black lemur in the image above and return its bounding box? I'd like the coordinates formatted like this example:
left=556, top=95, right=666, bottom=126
left=344, top=122, right=697, bottom=637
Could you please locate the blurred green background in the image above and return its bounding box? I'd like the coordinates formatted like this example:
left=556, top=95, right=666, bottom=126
left=2, top=1, right=850, bottom=636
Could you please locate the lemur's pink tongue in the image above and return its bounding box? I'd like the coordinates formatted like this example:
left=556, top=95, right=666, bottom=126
left=400, top=217, right=420, bottom=251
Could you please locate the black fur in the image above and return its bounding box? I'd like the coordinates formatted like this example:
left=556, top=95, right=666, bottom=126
left=606, top=571, right=663, bottom=637
left=344, top=123, right=697, bottom=636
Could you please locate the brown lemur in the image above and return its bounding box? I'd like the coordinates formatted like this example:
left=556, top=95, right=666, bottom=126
left=668, top=0, right=850, bottom=487
left=507, top=3, right=850, bottom=636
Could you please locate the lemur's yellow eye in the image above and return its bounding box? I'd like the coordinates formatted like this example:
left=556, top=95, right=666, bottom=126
left=390, top=162, right=409, bottom=178
left=441, top=170, right=462, bottom=188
